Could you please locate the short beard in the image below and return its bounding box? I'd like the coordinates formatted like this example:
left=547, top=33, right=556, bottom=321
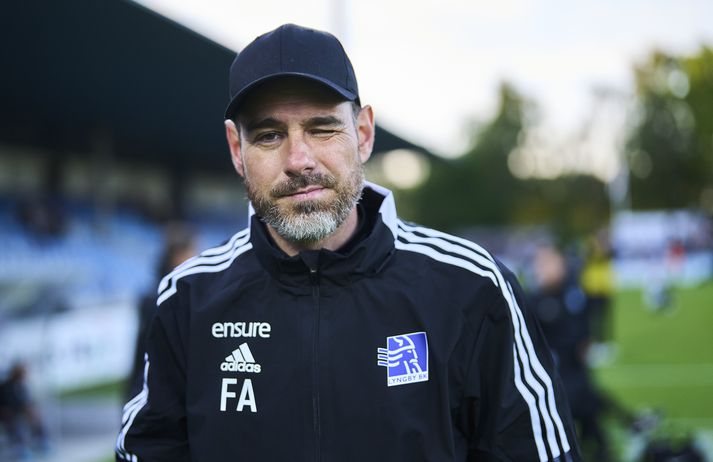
left=246, top=166, right=365, bottom=246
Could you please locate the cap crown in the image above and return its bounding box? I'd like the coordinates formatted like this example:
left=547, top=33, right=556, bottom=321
left=225, top=24, right=359, bottom=119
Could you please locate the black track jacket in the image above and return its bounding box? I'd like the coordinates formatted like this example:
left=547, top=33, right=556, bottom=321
left=116, top=183, right=580, bottom=461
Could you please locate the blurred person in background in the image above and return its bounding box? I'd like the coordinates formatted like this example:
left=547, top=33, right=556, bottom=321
left=0, top=362, right=49, bottom=460
left=580, top=231, right=617, bottom=366
left=529, top=244, right=612, bottom=460
left=529, top=244, right=656, bottom=460
left=116, top=24, right=580, bottom=461
left=15, top=195, right=66, bottom=241
left=641, top=436, right=706, bottom=462
left=580, top=230, right=614, bottom=344
left=644, top=238, right=687, bottom=312
left=126, top=224, right=196, bottom=399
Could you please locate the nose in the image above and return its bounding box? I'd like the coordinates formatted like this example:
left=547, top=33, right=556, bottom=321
left=284, top=134, right=316, bottom=176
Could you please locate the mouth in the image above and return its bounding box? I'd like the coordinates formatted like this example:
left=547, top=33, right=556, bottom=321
left=283, top=186, right=326, bottom=200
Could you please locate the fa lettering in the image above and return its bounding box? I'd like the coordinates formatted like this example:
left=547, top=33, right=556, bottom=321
left=220, top=378, right=257, bottom=413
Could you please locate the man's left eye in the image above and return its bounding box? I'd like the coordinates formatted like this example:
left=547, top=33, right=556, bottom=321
left=311, top=129, right=336, bottom=136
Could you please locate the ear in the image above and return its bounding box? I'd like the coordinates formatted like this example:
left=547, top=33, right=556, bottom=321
left=356, top=105, right=375, bottom=163
left=225, top=119, right=245, bottom=178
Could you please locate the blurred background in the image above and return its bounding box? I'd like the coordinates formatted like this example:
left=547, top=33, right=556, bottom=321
left=0, top=0, right=711, bottom=461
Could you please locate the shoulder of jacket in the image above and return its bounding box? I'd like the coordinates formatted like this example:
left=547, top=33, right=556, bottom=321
left=156, top=226, right=253, bottom=307
left=394, top=219, right=502, bottom=284
left=393, top=219, right=524, bottom=316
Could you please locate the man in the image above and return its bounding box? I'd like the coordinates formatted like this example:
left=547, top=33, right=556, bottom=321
left=117, top=24, right=580, bottom=461
left=529, top=245, right=607, bottom=460
left=126, top=225, right=196, bottom=401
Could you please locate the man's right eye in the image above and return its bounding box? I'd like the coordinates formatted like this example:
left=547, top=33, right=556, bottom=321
left=254, top=132, right=281, bottom=144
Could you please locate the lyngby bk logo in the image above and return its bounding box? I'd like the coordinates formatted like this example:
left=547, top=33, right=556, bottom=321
left=377, top=332, right=429, bottom=387
left=221, top=343, right=262, bottom=373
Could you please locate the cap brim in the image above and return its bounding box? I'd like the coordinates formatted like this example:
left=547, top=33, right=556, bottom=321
left=224, top=72, right=358, bottom=119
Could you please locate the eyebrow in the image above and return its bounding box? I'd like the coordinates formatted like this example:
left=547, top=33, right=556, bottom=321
left=242, top=115, right=346, bottom=133
left=243, top=117, right=284, bottom=132
left=302, top=115, right=345, bottom=128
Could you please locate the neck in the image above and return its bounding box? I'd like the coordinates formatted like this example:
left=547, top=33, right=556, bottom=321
left=266, top=207, right=359, bottom=257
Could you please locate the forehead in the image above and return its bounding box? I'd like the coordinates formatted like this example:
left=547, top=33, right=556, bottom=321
left=237, top=77, right=349, bottom=122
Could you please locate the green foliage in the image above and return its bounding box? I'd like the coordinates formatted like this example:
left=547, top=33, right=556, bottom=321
left=515, top=176, right=610, bottom=242
left=402, top=82, right=610, bottom=241
left=407, top=83, right=531, bottom=231
left=399, top=44, right=713, bottom=240
left=627, top=47, right=713, bottom=210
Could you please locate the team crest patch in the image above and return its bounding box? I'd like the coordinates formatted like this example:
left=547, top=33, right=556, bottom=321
left=377, top=332, right=429, bottom=387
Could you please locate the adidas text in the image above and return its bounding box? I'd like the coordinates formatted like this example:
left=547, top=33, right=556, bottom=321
left=221, top=362, right=261, bottom=373
left=221, top=343, right=262, bottom=374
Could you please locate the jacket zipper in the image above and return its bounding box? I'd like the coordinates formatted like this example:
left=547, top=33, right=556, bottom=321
left=310, top=268, right=321, bottom=462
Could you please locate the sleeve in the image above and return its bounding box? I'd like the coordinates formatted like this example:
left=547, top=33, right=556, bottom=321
left=126, top=294, right=157, bottom=400
left=460, top=267, right=581, bottom=462
left=115, top=292, right=190, bottom=462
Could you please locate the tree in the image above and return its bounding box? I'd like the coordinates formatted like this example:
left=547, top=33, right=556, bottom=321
left=627, top=46, right=713, bottom=210
left=408, top=82, right=530, bottom=231
left=403, top=82, right=610, bottom=242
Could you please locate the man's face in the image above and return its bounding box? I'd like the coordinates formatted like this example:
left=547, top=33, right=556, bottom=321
left=228, top=78, right=373, bottom=245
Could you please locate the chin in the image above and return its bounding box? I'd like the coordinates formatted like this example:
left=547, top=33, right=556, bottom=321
left=289, top=199, right=332, bottom=215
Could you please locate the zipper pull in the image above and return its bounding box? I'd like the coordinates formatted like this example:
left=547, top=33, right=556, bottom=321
left=309, top=268, right=320, bottom=285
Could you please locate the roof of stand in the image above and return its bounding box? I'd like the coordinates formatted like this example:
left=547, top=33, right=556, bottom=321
left=0, top=0, right=432, bottom=170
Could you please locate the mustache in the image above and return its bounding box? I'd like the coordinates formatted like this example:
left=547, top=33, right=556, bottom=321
left=271, top=173, right=337, bottom=198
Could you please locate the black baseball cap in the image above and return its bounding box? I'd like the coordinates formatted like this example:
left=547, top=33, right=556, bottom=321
left=224, top=23, right=360, bottom=119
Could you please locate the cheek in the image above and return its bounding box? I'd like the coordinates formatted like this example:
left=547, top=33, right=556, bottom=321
left=242, top=152, right=282, bottom=184
left=316, top=140, right=361, bottom=171
left=329, top=136, right=359, bottom=155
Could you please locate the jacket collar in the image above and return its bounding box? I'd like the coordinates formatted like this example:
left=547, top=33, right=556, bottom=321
left=248, top=182, right=398, bottom=293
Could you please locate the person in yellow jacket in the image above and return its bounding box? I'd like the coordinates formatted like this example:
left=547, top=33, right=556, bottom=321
left=580, top=231, right=614, bottom=346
